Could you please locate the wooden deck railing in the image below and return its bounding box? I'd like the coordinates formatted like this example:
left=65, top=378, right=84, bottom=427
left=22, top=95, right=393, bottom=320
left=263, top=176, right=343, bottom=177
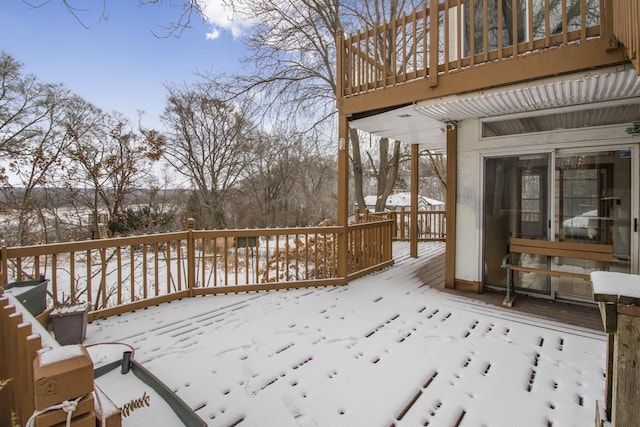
left=354, top=208, right=447, bottom=242
left=0, top=292, right=58, bottom=426
left=0, top=219, right=394, bottom=320
left=347, top=219, right=395, bottom=280
left=0, top=219, right=394, bottom=425
left=613, top=0, right=640, bottom=72
left=338, top=0, right=604, bottom=97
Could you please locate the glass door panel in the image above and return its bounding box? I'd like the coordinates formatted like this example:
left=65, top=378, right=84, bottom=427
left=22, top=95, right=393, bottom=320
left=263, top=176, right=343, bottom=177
left=554, top=150, right=632, bottom=300
left=484, top=154, right=550, bottom=294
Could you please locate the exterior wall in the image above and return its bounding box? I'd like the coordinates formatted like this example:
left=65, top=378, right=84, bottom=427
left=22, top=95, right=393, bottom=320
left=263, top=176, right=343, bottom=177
left=455, top=114, right=640, bottom=286
left=455, top=120, right=483, bottom=284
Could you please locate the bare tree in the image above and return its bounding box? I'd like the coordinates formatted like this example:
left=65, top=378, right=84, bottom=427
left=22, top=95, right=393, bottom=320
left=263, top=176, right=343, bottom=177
left=0, top=52, right=167, bottom=245
left=234, top=130, right=301, bottom=227
left=0, top=53, right=62, bottom=166
left=295, top=149, right=338, bottom=224
left=370, top=137, right=402, bottom=212
left=229, top=128, right=337, bottom=227
left=63, top=105, right=164, bottom=238
left=161, top=83, right=255, bottom=229
left=24, top=0, right=203, bottom=36
left=215, top=0, right=420, bottom=213
left=0, top=52, right=79, bottom=245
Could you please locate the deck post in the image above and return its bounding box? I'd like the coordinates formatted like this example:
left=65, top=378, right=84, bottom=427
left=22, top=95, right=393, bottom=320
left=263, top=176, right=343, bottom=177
left=336, top=27, right=350, bottom=284
left=336, top=111, right=349, bottom=283
left=428, top=0, right=439, bottom=87
left=33, top=345, right=96, bottom=426
left=602, top=0, right=618, bottom=50
left=444, top=125, right=457, bottom=289
left=410, top=144, right=419, bottom=257
left=0, top=246, right=7, bottom=286
left=186, top=218, right=196, bottom=294
left=592, top=272, right=640, bottom=426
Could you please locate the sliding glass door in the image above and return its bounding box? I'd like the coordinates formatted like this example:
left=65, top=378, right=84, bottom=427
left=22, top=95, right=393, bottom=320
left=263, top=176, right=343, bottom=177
left=483, top=147, right=635, bottom=302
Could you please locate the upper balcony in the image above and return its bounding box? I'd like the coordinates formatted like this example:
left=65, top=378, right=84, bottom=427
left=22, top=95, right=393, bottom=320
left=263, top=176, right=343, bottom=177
left=337, top=0, right=639, bottom=117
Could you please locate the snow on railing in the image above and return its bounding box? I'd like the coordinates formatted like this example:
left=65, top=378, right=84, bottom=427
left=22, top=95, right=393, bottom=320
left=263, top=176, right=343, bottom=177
left=0, top=219, right=395, bottom=320
left=354, top=208, right=446, bottom=242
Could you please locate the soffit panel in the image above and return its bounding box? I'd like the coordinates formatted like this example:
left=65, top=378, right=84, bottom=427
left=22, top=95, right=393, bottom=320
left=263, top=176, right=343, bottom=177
left=414, top=67, right=640, bottom=122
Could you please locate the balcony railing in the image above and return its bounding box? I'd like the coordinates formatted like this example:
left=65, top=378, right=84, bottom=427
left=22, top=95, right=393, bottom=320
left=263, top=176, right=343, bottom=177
left=338, top=0, right=605, bottom=97
left=354, top=208, right=447, bottom=242
left=0, top=219, right=394, bottom=320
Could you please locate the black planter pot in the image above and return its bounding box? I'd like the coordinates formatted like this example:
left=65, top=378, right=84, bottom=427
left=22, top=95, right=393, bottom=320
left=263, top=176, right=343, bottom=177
left=2, top=278, right=49, bottom=316
left=50, top=303, right=89, bottom=345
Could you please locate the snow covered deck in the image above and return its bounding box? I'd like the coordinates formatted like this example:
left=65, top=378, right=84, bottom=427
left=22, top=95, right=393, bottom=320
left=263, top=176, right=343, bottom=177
left=85, top=242, right=606, bottom=426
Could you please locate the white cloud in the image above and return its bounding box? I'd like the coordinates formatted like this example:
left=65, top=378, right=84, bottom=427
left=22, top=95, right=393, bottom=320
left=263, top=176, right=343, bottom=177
left=205, top=28, right=221, bottom=40
left=201, top=0, right=250, bottom=40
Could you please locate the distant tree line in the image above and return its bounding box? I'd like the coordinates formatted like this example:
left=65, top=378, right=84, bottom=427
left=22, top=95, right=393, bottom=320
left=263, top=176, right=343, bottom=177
left=0, top=52, right=338, bottom=246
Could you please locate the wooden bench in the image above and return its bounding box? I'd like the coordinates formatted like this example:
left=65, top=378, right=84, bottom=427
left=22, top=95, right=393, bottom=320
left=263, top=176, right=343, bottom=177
left=501, top=237, right=613, bottom=307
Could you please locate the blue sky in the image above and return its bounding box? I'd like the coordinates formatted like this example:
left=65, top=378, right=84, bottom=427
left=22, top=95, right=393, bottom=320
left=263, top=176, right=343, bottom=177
left=0, top=1, right=247, bottom=130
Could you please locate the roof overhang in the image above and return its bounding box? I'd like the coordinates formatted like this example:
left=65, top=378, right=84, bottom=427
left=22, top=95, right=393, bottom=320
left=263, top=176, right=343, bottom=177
left=348, top=66, right=640, bottom=151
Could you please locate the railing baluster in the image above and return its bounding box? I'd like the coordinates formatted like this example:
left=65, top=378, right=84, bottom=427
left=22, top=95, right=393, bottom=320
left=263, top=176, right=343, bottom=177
left=34, top=255, right=40, bottom=281
left=143, top=244, right=148, bottom=298
left=233, top=237, right=239, bottom=285
left=16, top=257, right=23, bottom=281
left=498, top=0, right=504, bottom=57
left=528, top=0, right=534, bottom=50
left=470, top=0, right=476, bottom=63
left=70, top=251, right=75, bottom=303
left=176, top=239, right=182, bottom=291
left=288, top=233, right=292, bottom=279
left=275, top=235, right=280, bottom=281
left=153, top=242, right=159, bottom=297
left=101, top=247, right=107, bottom=308
left=402, top=12, right=407, bottom=80
left=483, top=0, right=489, bottom=62
left=562, top=0, right=568, bottom=46
left=254, top=236, right=259, bottom=284
left=357, top=30, right=363, bottom=92
left=130, top=246, right=135, bottom=302
left=511, top=0, right=518, bottom=56
left=429, top=0, right=439, bottom=86
left=444, top=0, right=450, bottom=71
left=117, top=247, right=122, bottom=305
left=52, top=253, right=58, bottom=303
left=412, top=9, right=418, bottom=78
left=201, top=237, right=207, bottom=287
left=392, top=14, right=398, bottom=85
left=456, top=0, right=462, bottom=68
left=424, top=4, right=430, bottom=75
left=545, top=0, right=551, bottom=46
left=86, top=249, right=92, bottom=307
left=373, top=24, right=380, bottom=87
left=165, top=242, right=171, bottom=294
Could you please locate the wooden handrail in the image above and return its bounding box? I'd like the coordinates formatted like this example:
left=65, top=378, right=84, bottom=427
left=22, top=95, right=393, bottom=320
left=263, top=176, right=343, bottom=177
left=0, top=220, right=394, bottom=319
left=354, top=208, right=447, bottom=242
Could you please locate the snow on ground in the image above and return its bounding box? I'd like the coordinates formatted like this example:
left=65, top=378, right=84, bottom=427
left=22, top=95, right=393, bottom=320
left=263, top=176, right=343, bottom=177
left=85, top=242, right=606, bottom=427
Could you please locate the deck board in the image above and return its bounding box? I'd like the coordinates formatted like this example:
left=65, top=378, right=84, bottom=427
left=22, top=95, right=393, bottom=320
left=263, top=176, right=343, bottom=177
left=85, top=242, right=605, bottom=426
